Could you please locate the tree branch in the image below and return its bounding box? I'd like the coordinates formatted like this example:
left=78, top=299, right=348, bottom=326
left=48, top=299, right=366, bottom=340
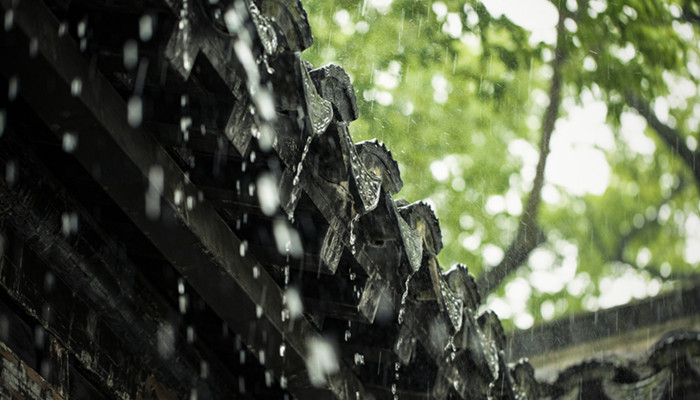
left=608, top=178, right=690, bottom=280
left=625, top=93, right=700, bottom=188
left=477, top=7, right=567, bottom=298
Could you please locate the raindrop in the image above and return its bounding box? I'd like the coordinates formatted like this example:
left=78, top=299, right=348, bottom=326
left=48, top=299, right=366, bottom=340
left=34, top=325, right=45, bottom=349
left=5, top=160, right=17, bottom=187
left=58, top=21, right=67, bottom=37
left=157, top=323, right=175, bottom=358
left=43, top=272, right=55, bottom=293
left=0, top=108, right=6, bottom=137
left=186, top=326, right=195, bottom=343
left=250, top=151, right=256, bottom=162
left=239, top=349, right=246, bottom=364
left=257, top=173, right=279, bottom=216
left=127, top=95, right=143, bottom=127
left=70, top=77, right=82, bottom=96
left=265, top=370, right=273, bottom=387
left=145, top=165, right=163, bottom=220
left=186, top=195, right=194, bottom=210
left=248, top=182, right=255, bottom=197
left=349, top=214, right=360, bottom=255
left=174, top=188, right=183, bottom=206
left=253, top=265, right=260, bottom=279
left=354, top=353, right=365, bottom=365
left=305, top=337, right=339, bottom=387
left=183, top=51, right=192, bottom=71
left=8, top=75, right=18, bottom=102
left=180, top=94, right=188, bottom=108
left=283, top=287, right=303, bottom=320
left=279, top=342, right=286, bottom=357
left=273, top=218, right=303, bottom=258
left=77, top=18, right=87, bottom=38
left=239, top=240, right=248, bottom=256
left=4, top=9, right=13, bottom=31
left=280, top=374, right=287, bottom=389
left=238, top=376, right=246, bottom=393
left=178, top=278, right=185, bottom=294
left=179, top=294, right=188, bottom=313
left=61, top=212, right=79, bottom=236
left=28, top=38, right=38, bottom=58
left=258, top=349, right=265, bottom=364
left=344, top=329, right=351, bottom=341
left=139, top=14, right=153, bottom=41
left=180, top=116, right=192, bottom=135
left=62, top=132, right=78, bottom=153
left=123, top=40, right=138, bottom=69
left=200, top=360, right=209, bottom=379
left=189, top=388, right=197, bottom=400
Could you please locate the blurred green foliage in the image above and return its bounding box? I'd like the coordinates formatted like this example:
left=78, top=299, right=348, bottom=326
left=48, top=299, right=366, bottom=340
left=300, top=0, right=700, bottom=329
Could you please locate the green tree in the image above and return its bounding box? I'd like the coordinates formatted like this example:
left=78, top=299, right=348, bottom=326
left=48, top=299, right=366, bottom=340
left=301, top=0, right=700, bottom=329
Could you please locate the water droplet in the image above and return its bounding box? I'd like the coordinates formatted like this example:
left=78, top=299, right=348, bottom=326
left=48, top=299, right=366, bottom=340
left=200, top=360, right=209, bottom=379
left=5, top=160, right=17, bottom=187
left=279, top=342, right=286, bottom=357
left=62, top=132, right=78, bottom=153
left=180, top=116, right=192, bottom=135
left=186, top=326, right=195, bottom=343
left=139, top=14, right=153, bottom=41
left=57, top=21, right=67, bottom=37
left=179, top=294, right=188, bottom=313
left=157, top=323, right=175, bottom=359
left=239, top=240, right=248, bottom=256
left=280, top=374, right=287, bottom=389
left=265, top=370, right=273, bottom=387
left=305, top=337, right=339, bottom=387
left=123, top=40, right=138, bottom=70
left=253, top=265, right=260, bottom=279
left=4, top=9, right=14, bottom=31
left=177, top=278, right=185, bottom=294
left=174, top=189, right=183, bottom=206
left=354, top=353, right=365, bottom=365
left=77, top=18, right=87, bottom=38
left=8, top=75, right=18, bottom=101
left=183, top=51, right=192, bottom=71
left=145, top=165, right=163, bottom=220
left=127, top=95, right=143, bottom=127
left=70, top=78, right=82, bottom=97
left=284, top=287, right=303, bottom=320
left=61, top=212, right=79, bottom=236
left=257, top=173, right=279, bottom=216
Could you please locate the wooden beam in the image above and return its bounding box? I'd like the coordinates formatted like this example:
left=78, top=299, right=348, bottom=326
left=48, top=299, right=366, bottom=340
left=0, top=1, right=366, bottom=397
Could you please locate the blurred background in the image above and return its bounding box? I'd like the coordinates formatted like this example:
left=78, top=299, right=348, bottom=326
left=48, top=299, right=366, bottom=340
left=300, top=0, right=700, bottom=330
